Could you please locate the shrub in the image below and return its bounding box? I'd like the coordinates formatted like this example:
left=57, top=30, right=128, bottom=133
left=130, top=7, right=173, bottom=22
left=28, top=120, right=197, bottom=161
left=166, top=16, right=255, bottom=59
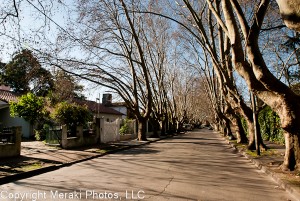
left=52, top=102, right=93, bottom=127
left=10, top=92, right=45, bottom=124
left=34, top=124, right=50, bottom=141
left=119, top=118, right=131, bottom=135
left=241, top=118, right=248, bottom=136
left=258, top=106, right=284, bottom=144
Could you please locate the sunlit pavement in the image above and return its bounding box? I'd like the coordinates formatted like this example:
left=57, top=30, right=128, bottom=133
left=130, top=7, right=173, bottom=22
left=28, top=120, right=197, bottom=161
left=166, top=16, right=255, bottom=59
left=0, top=129, right=296, bottom=201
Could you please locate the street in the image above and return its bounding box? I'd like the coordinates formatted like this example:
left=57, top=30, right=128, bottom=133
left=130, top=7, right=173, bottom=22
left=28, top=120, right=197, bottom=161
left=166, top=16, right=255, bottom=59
left=0, top=129, right=296, bottom=201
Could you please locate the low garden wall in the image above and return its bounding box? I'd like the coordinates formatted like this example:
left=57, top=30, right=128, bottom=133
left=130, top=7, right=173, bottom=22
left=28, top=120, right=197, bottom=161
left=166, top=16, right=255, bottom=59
left=0, top=127, right=22, bottom=158
left=61, top=124, right=100, bottom=149
left=120, top=134, right=133, bottom=141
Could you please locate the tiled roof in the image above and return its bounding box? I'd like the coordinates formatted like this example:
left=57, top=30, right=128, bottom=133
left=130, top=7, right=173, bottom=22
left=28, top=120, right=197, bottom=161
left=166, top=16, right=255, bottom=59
left=0, top=90, right=19, bottom=103
left=74, top=99, right=124, bottom=115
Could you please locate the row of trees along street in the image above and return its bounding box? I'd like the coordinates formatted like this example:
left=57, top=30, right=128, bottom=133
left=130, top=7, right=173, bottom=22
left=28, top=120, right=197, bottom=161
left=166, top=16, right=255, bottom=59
left=0, top=0, right=300, bottom=171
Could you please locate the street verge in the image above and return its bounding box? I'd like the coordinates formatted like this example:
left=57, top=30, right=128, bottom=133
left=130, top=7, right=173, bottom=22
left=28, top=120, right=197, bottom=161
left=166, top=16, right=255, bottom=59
left=221, top=134, right=300, bottom=201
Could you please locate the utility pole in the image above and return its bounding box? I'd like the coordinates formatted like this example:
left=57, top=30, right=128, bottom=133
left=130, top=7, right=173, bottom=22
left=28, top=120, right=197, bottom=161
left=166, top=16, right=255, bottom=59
left=96, top=93, right=100, bottom=118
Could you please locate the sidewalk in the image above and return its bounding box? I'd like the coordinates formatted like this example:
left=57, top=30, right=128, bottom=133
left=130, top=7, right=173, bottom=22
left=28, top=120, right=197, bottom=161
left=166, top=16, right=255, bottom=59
left=0, top=137, right=159, bottom=185
left=222, top=134, right=300, bottom=200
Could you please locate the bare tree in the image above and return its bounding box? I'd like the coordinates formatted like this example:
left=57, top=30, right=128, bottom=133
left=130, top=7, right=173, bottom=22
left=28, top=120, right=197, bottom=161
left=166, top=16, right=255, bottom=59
left=169, top=0, right=252, bottom=144
left=46, top=0, right=155, bottom=141
left=202, top=0, right=300, bottom=170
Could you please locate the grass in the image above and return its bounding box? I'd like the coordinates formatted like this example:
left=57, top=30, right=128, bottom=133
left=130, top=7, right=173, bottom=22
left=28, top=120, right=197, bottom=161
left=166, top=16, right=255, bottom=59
left=245, top=149, right=279, bottom=158
left=229, top=137, right=300, bottom=190
left=246, top=150, right=258, bottom=157
left=95, top=149, right=108, bottom=154
left=95, top=144, right=127, bottom=154
left=14, top=163, right=43, bottom=172
left=228, top=138, right=280, bottom=158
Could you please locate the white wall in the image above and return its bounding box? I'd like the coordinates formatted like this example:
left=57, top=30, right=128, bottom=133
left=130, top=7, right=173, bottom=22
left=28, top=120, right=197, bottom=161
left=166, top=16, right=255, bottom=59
left=100, top=118, right=120, bottom=143
left=109, top=106, right=127, bottom=119
left=99, top=113, right=123, bottom=123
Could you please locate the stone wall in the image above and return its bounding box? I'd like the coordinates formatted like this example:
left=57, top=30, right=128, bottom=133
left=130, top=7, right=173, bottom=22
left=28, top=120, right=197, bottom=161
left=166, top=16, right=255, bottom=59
left=0, top=127, right=22, bottom=158
left=61, top=122, right=100, bottom=149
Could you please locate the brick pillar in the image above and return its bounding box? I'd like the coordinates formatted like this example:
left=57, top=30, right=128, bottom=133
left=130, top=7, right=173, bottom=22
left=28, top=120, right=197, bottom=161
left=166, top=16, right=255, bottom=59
left=14, top=126, right=22, bottom=156
left=77, top=126, right=83, bottom=138
left=61, top=125, right=68, bottom=149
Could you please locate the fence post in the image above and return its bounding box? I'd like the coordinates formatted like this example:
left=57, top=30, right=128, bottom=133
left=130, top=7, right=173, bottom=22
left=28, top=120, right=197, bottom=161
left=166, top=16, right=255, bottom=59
left=77, top=126, right=83, bottom=139
left=61, top=125, right=68, bottom=148
left=14, top=126, right=22, bottom=156
left=116, top=118, right=120, bottom=141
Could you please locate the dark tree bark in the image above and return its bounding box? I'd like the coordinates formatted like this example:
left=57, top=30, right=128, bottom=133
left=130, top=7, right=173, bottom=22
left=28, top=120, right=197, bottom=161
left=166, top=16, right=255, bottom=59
left=234, top=116, right=248, bottom=144
left=137, top=118, right=148, bottom=141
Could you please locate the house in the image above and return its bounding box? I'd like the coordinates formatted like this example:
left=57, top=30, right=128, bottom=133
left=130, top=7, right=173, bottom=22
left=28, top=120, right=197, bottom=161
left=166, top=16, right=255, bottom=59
left=101, top=93, right=132, bottom=119
left=108, top=102, right=129, bottom=119
left=0, top=87, right=31, bottom=138
left=74, top=99, right=124, bottom=122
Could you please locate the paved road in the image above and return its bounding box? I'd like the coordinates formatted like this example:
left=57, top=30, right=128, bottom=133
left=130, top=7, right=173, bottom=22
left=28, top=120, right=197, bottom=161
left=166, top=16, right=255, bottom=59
left=0, top=129, right=296, bottom=201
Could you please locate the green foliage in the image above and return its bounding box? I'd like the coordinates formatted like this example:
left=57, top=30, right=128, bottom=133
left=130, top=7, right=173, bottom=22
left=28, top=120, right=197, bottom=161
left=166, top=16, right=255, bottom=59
left=241, top=118, right=248, bottom=136
left=48, top=70, right=86, bottom=104
left=119, top=119, right=130, bottom=135
left=258, top=106, right=284, bottom=144
left=52, top=102, right=92, bottom=126
left=119, top=118, right=135, bottom=135
left=10, top=93, right=45, bottom=124
left=1, top=49, right=54, bottom=95
left=34, top=124, right=50, bottom=141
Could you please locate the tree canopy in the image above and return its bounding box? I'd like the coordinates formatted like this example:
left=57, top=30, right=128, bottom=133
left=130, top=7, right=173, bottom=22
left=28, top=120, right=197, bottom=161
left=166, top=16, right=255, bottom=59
left=1, top=49, right=54, bottom=96
left=10, top=92, right=46, bottom=124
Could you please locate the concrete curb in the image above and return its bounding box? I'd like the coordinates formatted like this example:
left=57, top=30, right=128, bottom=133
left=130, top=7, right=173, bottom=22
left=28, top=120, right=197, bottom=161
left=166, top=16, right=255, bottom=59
left=223, top=136, right=300, bottom=201
left=0, top=134, right=174, bottom=185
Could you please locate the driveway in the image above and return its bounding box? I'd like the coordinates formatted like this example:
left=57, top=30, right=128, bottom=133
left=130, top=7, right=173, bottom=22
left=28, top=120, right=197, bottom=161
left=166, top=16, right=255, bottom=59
left=0, top=129, right=296, bottom=200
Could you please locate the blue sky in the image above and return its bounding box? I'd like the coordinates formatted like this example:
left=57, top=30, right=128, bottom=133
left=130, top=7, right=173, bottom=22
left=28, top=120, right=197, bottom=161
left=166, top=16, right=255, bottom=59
left=0, top=0, right=111, bottom=102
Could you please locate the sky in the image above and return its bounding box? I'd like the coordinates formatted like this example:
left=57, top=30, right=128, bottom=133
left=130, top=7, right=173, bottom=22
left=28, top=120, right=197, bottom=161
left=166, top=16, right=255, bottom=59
left=0, top=0, right=112, bottom=102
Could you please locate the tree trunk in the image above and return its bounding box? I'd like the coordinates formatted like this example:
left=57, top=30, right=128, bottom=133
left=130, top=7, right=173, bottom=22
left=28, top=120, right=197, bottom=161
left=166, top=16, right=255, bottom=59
left=232, top=116, right=248, bottom=143
left=224, top=118, right=235, bottom=140
left=221, top=0, right=300, bottom=169
left=276, top=0, right=300, bottom=32
left=160, top=118, right=166, bottom=136
left=168, top=119, right=176, bottom=134
left=138, top=118, right=147, bottom=141
left=282, top=130, right=300, bottom=171
left=247, top=116, right=267, bottom=151
left=215, top=118, right=223, bottom=132
left=150, top=119, right=160, bottom=138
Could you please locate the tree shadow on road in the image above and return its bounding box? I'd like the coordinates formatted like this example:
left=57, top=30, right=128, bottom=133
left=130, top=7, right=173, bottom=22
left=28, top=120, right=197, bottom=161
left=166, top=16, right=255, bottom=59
left=114, top=147, right=161, bottom=155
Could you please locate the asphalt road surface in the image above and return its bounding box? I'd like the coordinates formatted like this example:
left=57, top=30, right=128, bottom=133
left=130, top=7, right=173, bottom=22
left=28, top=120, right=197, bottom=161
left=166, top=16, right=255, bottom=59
left=0, top=129, right=296, bottom=201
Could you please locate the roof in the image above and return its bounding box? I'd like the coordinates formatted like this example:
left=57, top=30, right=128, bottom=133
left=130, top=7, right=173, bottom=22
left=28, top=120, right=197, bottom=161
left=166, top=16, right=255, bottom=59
left=74, top=99, right=124, bottom=115
left=110, top=102, right=127, bottom=107
left=0, top=90, right=19, bottom=103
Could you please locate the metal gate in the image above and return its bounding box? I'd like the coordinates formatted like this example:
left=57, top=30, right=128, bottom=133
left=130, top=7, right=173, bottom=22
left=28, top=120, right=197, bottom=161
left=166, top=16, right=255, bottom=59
left=46, top=125, right=62, bottom=145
